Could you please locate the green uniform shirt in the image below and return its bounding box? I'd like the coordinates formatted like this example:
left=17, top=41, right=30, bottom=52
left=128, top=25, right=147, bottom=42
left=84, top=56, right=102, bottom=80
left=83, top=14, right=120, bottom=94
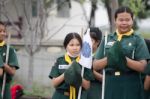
left=94, top=32, right=150, bottom=99
left=49, top=55, right=94, bottom=90
left=0, top=45, right=19, bottom=83
left=49, top=55, right=94, bottom=99
left=0, top=45, right=19, bottom=99
left=95, top=32, right=150, bottom=71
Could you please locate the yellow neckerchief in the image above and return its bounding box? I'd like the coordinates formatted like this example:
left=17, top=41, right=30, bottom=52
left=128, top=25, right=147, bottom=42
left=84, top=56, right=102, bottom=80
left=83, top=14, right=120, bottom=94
left=116, top=29, right=134, bottom=41
left=0, top=41, right=5, bottom=46
left=65, top=53, right=80, bottom=99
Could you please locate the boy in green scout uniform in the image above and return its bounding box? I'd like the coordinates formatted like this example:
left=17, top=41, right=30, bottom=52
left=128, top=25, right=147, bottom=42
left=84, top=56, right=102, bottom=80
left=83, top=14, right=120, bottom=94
left=49, top=33, right=94, bottom=99
left=93, top=6, right=150, bottom=99
left=87, top=27, right=102, bottom=99
left=0, top=21, right=19, bottom=99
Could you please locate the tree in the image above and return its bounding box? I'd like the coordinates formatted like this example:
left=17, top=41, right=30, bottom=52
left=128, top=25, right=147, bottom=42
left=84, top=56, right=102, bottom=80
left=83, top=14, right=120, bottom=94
left=0, top=0, right=48, bottom=92
left=103, top=0, right=150, bottom=32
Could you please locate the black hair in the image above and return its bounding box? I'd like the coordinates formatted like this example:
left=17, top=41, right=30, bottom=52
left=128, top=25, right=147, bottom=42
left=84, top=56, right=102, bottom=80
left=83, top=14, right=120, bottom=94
left=63, top=32, right=82, bottom=49
left=90, top=27, right=102, bottom=42
left=0, top=21, right=5, bottom=26
left=115, top=6, right=134, bottom=20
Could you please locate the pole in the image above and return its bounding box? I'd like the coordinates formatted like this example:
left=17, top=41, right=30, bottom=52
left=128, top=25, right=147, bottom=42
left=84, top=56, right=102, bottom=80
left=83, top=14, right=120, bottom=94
left=1, top=32, right=11, bottom=98
left=101, top=32, right=108, bottom=99
left=77, top=67, right=84, bottom=99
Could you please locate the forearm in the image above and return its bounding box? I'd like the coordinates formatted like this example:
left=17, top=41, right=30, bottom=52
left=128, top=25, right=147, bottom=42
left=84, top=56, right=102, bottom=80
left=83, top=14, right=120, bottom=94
left=93, top=70, right=102, bottom=81
left=52, top=73, right=64, bottom=87
left=81, top=78, right=90, bottom=90
left=126, top=57, right=147, bottom=72
left=93, top=57, right=107, bottom=70
left=144, top=75, right=150, bottom=90
left=3, top=64, right=16, bottom=75
left=0, top=68, right=3, bottom=76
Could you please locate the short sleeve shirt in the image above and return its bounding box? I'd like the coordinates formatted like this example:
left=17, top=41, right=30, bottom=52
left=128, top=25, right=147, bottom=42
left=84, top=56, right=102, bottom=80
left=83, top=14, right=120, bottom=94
left=49, top=55, right=94, bottom=90
left=95, top=32, right=150, bottom=71
left=0, top=45, right=19, bottom=83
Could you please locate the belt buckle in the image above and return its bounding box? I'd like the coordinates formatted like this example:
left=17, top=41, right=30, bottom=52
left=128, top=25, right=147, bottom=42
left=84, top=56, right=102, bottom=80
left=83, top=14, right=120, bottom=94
left=115, top=71, right=120, bottom=76
left=64, top=91, right=69, bottom=96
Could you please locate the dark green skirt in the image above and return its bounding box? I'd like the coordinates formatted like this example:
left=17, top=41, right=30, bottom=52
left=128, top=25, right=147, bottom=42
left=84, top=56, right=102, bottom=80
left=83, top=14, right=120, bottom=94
left=52, top=90, right=69, bottom=99
left=87, top=81, right=102, bottom=99
left=0, top=82, right=11, bottom=99
left=104, top=74, right=143, bottom=99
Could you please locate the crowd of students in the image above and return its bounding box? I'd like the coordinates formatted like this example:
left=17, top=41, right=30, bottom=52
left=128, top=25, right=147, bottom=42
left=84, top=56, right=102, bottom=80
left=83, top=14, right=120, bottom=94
left=49, top=6, right=150, bottom=99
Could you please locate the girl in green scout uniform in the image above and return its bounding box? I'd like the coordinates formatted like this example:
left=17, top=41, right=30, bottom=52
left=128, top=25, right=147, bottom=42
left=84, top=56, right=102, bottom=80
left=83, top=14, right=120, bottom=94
left=49, top=32, right=94, bottom=99
left=87, top=27, right=102, bottom=99
left=0, top=21, right=19, bottom=99
left=93, top=6, right=150, bottom=99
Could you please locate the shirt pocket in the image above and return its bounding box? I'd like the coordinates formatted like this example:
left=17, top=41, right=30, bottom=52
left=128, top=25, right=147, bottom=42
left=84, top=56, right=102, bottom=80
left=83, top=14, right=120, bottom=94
left=123, top=46, right=135, bottom=59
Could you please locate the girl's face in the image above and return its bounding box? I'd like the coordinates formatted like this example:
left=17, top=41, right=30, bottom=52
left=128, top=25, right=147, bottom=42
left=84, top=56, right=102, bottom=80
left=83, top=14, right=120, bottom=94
left=0, top=24, right=6, bottom=41
left=66, top=38, right=81, bottom=56
left=115, top=12, right=133, bottom=34
left=91, top=38, right=99, bottom=53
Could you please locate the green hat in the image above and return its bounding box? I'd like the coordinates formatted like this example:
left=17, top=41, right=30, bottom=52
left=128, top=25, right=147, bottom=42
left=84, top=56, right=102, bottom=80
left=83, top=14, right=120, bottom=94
left=107, top=41, right=127, bottom=71
left=64, top=61, right=82, bottom=88
left=143, top=62, right=150, bottom=75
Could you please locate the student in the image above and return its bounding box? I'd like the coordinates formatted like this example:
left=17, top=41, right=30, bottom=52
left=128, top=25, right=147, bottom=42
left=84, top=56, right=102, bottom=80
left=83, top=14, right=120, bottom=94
left=49, top=32, right=94, bottom=99
left=0, top=21, right=19, bottom=99
left=87, top=27, right=102, bottom=99
left=93, top=6, right=150, bottom=99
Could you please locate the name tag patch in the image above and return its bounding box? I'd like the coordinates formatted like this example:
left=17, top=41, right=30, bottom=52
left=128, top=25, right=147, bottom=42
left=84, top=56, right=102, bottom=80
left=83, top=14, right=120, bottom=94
left=59, top=65, right=70, bottom=69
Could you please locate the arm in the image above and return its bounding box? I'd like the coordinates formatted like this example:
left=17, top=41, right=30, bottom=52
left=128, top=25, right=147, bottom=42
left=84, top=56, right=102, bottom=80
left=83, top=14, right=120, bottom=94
left=93, top=70, right=102, bottom=81
left=3, top=64, right=16, bottom=75
left=93, top=57, right=107, bottom=70
left=51, top=73, right=65, bottom=87
left=144, top=75, right=150, bottom=90
left=81, top=78, right=90, bottom=90
left=0, top=68, right=3, bottom=76
left=126, top=57, right=147, bottom=72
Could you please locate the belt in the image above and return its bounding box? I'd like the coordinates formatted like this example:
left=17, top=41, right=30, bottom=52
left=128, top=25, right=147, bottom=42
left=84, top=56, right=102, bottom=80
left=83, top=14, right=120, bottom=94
left=106, top=70, right=138, bottom=76
left=56, top=89, right=70, bottom=96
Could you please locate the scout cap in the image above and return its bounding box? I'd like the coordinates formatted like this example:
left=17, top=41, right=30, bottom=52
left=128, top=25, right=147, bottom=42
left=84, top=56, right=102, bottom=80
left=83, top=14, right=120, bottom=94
left=107, top=41, right=127, bottom=71
left=64, top=61, right=82, bottom=88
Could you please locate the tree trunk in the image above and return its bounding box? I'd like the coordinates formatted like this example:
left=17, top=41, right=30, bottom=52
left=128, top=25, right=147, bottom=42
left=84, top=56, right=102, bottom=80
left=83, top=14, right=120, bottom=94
left=89, top=0, right=97, bottom=27
left=105, top=0, right=118, bottom=33
left=27, top=53, right=34, bottom=92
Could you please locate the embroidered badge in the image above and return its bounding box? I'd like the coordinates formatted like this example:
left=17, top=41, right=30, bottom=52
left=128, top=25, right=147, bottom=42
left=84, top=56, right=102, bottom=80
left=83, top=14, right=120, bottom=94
left=81, top=42, right=91, bottom=58
left=128, top=43, right=132, bottom=46
left=3, top=53, right=6, bottom=56
left=107, top=41, right=115, bottom=46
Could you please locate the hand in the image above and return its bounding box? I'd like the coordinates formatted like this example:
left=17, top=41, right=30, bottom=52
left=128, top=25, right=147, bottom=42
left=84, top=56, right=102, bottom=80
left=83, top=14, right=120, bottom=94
left=107, top=41, right=127, bottom=71
left=64, top=61, right=82, bottom=88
